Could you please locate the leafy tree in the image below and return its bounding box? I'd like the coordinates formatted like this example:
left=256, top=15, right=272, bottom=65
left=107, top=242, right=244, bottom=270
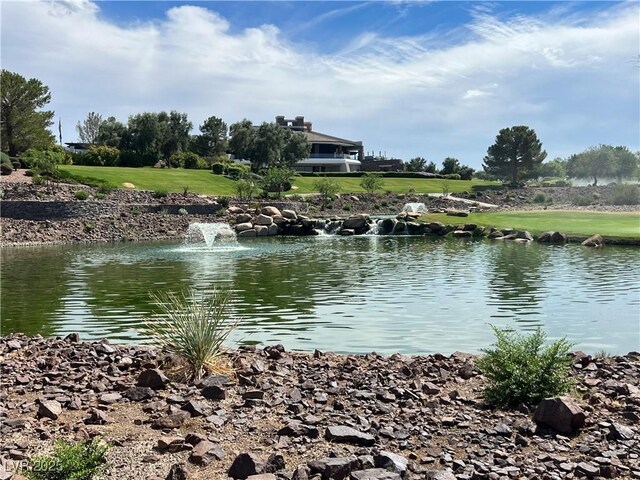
left=192, top=116, right=227, bottom=157
left=170, top=151, right=206, bottom=169
left=567, top=145, right=616, bottom=186
left=613, top=146, right=639, bottom=183
left=1, top=69, right=55, bottom=156
left=458, top=165, right=475, bottom=180
left=96, top=116, right=126, bottom=148
left=120, top=112, right=164, bottom=166
left=539, top=157, right=567, bottom=179
left=440, top=157, right=461, bottom=175
left=407, top=157, right=427, bottom=172
left=360, top=172, right=383, bottom=193
left=314, top=176, right=340, bottom=209
left=281, top=128, right=311, bottom=166
left=425, top=161, right=437, bottom=174
left=261, top=167, right=295, bottom=198
left=253, top=122, right=286, bottom=168
left=76, top=112, right=103, bottom=144
left=159, top=110, right=192, bottom=160
left=228, top=119, right=256, bottom=165
left=483, top=126, right=547, bottom=184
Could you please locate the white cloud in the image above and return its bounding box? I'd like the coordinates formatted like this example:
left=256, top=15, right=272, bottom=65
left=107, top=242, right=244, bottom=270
left=1, top=1, right=638, bottom=167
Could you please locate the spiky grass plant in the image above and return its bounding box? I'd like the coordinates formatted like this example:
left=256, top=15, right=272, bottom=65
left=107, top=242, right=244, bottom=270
left=143, top=288, right=237, bottom=381
left=24, top=438, right=109, bottom=480
left=476, top=326, right=574, bottom=408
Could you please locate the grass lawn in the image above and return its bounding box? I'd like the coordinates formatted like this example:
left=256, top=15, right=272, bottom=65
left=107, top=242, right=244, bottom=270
left=60, top=165, right=500, bottom=196
left=419, top=210, right=640, bottom=239
left=60, top=165, right=238, bottom=195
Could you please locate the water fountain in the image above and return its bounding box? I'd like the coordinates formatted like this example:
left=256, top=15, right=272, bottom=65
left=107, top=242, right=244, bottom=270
left=185, top=223, right=237, bottom=248
left=403, top=202, right=427, bottom=213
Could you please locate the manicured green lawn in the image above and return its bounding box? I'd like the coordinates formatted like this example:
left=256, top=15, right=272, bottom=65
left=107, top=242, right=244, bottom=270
left=419, top=210, right=640, bottom=239
left=60, top=165, right=238, bottom=195
left=60, top=165, right=501, bottom=196
left=291, top=176, right=499, bottom=194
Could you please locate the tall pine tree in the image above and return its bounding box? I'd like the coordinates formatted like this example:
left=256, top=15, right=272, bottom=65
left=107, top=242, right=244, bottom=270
left=483, top=126, right=546, bottom=184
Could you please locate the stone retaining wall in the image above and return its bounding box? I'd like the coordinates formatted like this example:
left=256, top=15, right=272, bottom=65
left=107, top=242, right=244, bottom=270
left=0, top=201, right=223, bottom=221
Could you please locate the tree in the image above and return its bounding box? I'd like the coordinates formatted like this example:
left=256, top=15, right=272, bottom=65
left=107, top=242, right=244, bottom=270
left=425, top=161, right=437, bottom=174
left=261, top=167, right=295, bottom=198
left=613, top=146, right=639, bottom=183
left=483, top=126, right=547, bottom=184
left=120, top=112, right=164, bottom=166
left=96, top=116, right=126, bottom=148
left=539, top=157, right=567, bottom=179
left=567, top=145, right=616, bottom=186
left=440, top=157, right=461, bottom=175
left=228, top=119, right=256, bottom=165
left=1, top=69, right=55, bottom=156
left=159, top=110, right=192, bottom=160
left=192, top=116, right=227, bottom=157
left=407, top=157, right=427, bottom=172
left=314, top=176, right=340, bottom=209
left=360, top=172, right=383, bottom=193
left=79, top=145, right=120, bottom=166
left=281, top=129, right=311, bottom=167
left=458, top=165, right=475, bottom=180
left=76, top=112, right=103, bottom=144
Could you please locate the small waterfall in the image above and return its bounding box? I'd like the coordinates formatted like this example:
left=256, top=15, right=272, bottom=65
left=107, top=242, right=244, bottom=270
left=403, top=202, right=427, bottom=213
left=186, top=223, right=237, bottom=248
left=365, top=220, right=380, bottom=235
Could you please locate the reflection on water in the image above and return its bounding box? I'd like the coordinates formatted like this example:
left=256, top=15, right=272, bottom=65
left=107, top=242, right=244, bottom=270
left=1, top=236, right=639, bottom=355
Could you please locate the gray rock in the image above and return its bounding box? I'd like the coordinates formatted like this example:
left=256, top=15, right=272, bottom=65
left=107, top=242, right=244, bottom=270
left=373, top=451, right=407, bottom=474
left=38, top=400, right=62, bottom=420
left=157, top=436, right=187, bottom=452
left=267, top=224, right=280, bottom=236
left=581, top=234, right=604, bottom=247
left=99, top=393, right=122, bottom=404
left=123, top=386, right=154, bottom=401
left=254, top=214, right=273, bottom=226
left=228, top=453, right=266, bottom=479
left=137, top=369, right=169, bottom=389
left=85, top=408, right=109, bottom=425
left=607, top=422, right=634, bottom=440
left=282, top=210, right=297, bottom=220
left=255, top=225, right=269, bottom=236
left=351, top=469, right=401, bottom=480
left=236, top=222, right=254, bottom=232
left=533, top=396, right=586, bottom=434
left=246, top=475, right=277, bottom=480
left=181, top=400, right=207, bottom=417
left=425, top=470, right=456, bottom=480
left=189, top=440, right=224, bottom=466
left=261, top=206, right=281, bottom=217
left=165, top=463, right=189, bottom=480
left=326, top=425, right=375, bottom=446
left=152, top=411, right=191, bottom=430
left=342, top=215, right=368, bottom=230
left=308, top=456, right=359, bottom=480
left=238, top=229, right=257, bottom=237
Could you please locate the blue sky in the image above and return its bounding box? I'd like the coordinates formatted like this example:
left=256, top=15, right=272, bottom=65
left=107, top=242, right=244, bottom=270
left=1, top=1, right=638, bottom=168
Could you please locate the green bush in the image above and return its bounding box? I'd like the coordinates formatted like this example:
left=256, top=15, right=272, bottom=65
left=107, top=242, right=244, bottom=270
left=574, top=194, right=593, bottom=206
left=142, top=288, right=237, bottom=380
left=21, top=147, right=71, bottom=169
left=211, top=163, right=225, bottom=175
left=218, top=196, right=230, bottom=208
left=226, top=164, right=250, bottom=180
left=24, top=438, right=109, bottom=480
left=74, top=190, right=89, bottom=200
left=443, top=173, right=461, bottom=180
left=533, top=192, right=547, bottom=203
left=235, top=177, right=258, bottom=201
left=360, top=172, right=384, bottom=194
left=153, top=189, right=168, bottom=198
left=313, top=176, right=340, bottom=209
left=261, top=167, right=294, bottom=198
left=342, top=205, right=351, bottom=211
left=170, top=151, right=206, bottom=169
left=1, top=161, right=13, bottom=175
left=0, top=152, right=9, bottom=164
left=611, top=184, right=639, bottom=205
left=554, top=179, right=571, bottom=187
left=32, top=175, right=45, bottom=186
left=77, top=146, right=120, bottom=166
left=476, top=326, right=574, bottom=408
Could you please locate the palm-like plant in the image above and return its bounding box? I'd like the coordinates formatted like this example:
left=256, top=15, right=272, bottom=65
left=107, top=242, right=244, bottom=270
left=143, top=288, right=237, bottom=381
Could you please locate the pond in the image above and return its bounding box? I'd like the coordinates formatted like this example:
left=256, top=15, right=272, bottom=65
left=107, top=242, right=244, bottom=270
left=2, top=235, right=639, bottom=355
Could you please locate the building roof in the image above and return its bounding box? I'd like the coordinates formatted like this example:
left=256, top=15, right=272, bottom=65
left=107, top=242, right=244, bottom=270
left=303, top=130, right=362, bottom=148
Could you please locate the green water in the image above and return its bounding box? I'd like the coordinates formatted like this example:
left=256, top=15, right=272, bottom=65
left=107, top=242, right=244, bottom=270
left=1, top=235, right=639, bottom=354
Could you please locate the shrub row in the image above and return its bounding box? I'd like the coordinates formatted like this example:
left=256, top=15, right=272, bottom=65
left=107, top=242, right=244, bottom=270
left=296, top=171, right=466, bottom=179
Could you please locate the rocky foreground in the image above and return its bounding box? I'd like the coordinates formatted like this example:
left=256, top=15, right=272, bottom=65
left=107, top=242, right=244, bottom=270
left=0, top=335, right=639, bottom=480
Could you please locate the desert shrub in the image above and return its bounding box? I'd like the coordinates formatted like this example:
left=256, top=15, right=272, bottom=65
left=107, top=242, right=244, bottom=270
left=261, top=167, right=294, bottom=198
left=1, top=160, right=13, bottom=175
left=360, top=172, right=383, bottom=194
left=182, top=185, right=189, bottom=195
left=443, top=173, right=461, bottom=180
left=476, top=326, right=574, bottom=408
left=74, top=190, right=89, bottom=200
left=592, top=192, right=601, bottom=200
left=380, top=200, right=388, bottom=207
left=24, top=438, right=109, bottom=480
left=0, top=152, right=9, bottom=163
left=142, top=288, right=238, bottom=381
left=84, top=222, right=95, bottom=232
left=314, top=176, right=340, bottom=209
left=611, top=184, right=639, bottom=205
left=178, top=208, right=188, bottom=215
left=235, top=177, right=258, bottom=201
left=97, top=184, right=113, bottom=195
left=211, top=163, right=225, bottom=175
left=32, top=175, right=45, bottom=186
left=533, top=192, right=547, bottom=203
left=574, top=194, right=593, bottom=206
left=342, top=205, right=351, bottom=211
left=218, top=196, right=230, bottom=208
left=153, top=189, right=168, bottom=198
left=78, top=146, right=120, bottom=166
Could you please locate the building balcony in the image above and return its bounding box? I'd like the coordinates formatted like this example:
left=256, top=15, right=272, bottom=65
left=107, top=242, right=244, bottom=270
left=308, top=153, right=359, bottom=160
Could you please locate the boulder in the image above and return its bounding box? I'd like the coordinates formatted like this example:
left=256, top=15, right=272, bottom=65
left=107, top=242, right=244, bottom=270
left=99, top=393, right=122, bottom=404
left=282, top=210, right=297, bottom=220
left=158, top=436, right=188, bottom=453
left=137, top=369, right=169, bottom=389
left=261, top=206, right=282, bottom=217
left=446, top=210, right=468, bottom=217
left=325, top=425, right=375, bottom=446
left=351, top=469, right=402, bottom=480
left=228, top=207, right=245, bottom=214
left=453, top=230, right=472, bottom=238
left=373, top=451, right=407, bottom=474
left=254, top=214, right=273, bottom=226
left=236, top=213, right=253, bottom=223
left=538, top=231, right=568, bottom=243
left=391, top=221, right=406, bottom=235
left=267, top=224, right=280, bottom=236
left=462, top=223, right=477, bottom=231
left=189, top=440, right=225, bottom=466
left=340, top=229, right=355, bottom=236
left=38, top=400, right=62, bottom=420
left=581, top=234, right=604, bottom=247
left=228, top=453, right=266, bottom=479
left=533, top=396, right=586, bottom=434
left=238, top=229, right=257, bottom=237
left=427, top=222, right=445, bottom=232
left=378, top=218, right=397, bottom=235
left=201, top=376, right=227, bottom=400
left=235, top=222, right=253, bottom=232
left=406, top=222, right=422, bottom=235
left=342, top=215, right=368, bottom=230
left=487, top=229, right=504, bottom=239
left=255, top=225, right=269, bottom=236
left=308, top=456, right=359, bottom=480
left=515, top=230, right=533, bottom=241
left=165, top=463, right=189, bottom=480
left=123, top=386, right=154, bottom=401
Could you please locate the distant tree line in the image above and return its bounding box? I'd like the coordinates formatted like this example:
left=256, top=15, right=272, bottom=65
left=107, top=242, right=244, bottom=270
left=405, top=156, right=475, bottom=180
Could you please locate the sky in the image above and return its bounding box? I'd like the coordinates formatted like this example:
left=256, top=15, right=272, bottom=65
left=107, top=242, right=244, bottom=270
left=1, top=0, right=639, bottom=168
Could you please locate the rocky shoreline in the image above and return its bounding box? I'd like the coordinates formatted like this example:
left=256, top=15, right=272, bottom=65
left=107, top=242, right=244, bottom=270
left=1, top=182, right=639, bottom=247
left=1, top=334, right=639, bottom=480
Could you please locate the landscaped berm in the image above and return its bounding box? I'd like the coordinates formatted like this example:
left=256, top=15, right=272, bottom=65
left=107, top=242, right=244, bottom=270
left=1, top=331, right=639, bottom=480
